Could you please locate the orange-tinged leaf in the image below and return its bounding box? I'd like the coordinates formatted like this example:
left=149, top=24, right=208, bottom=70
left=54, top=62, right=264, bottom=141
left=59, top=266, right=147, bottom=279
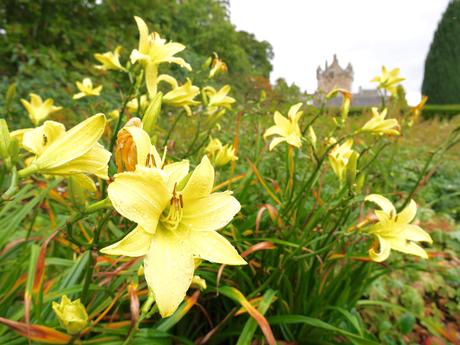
left=255, top=204, right=281, bottom=235
left=0, top=317, right=71, bottom=344
left=219, top=286, right=276, bottom=345
left=128, top=283, right=139, bottom=331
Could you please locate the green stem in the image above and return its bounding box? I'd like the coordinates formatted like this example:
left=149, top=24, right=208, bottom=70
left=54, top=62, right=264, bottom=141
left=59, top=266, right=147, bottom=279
left=81, top=210, right=111, bottom=304
left=163, top=112, right=183, bottom=147
left=122, top=294, right=156, bottom=345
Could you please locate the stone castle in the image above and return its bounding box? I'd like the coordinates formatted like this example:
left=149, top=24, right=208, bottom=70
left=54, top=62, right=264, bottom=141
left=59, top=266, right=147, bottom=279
left=315, top=54, right=381, bottom=107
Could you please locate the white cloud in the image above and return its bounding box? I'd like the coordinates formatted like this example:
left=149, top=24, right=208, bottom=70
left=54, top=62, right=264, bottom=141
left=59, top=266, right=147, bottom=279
left=230, top=0, right=449, bottom=105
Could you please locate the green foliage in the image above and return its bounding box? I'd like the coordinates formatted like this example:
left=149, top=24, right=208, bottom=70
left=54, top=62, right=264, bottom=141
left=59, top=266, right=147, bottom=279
left=422, top=0, right=460, bottom=104
left=0, top=0, right=273, bottom=115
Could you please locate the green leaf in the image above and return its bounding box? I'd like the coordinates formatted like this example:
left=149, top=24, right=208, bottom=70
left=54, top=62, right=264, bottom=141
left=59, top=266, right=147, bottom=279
left=398, top=312, right=416, bottom=334
left=268, top=314, right=380, bottom=345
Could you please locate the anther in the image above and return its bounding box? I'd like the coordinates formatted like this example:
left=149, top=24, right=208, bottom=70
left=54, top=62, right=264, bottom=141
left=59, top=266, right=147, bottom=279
left=43, top=134, right=48, bottom=146
left=179, top=194, right=184, bottom=208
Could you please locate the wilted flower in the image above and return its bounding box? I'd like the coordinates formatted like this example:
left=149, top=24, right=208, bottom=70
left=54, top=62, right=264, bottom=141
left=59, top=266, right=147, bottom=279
left=205, top=137, right=238, bottom=167
left=209, top=52, right=228, bottom=78
left=408, top=95, right=428, bottom=127
left=52, top=295, right=88, bottom=334
left=127, top=95, right=149, bottom=114
left=16, top=114, right=110, bottom=179
left=94, top=46, right=127, bottom=72
left=203, top=85, right=235, bottom=115
left=328, top=139, right=358, bottom=184
left=130, top=16, right=191, bottom=96
left=20, top=93, right=62, bottom=126
left=361, top=108, right=400, bottom=136
left=365, top=194, right=432, bottom=262
left=101, top=155, right=246, bottom=317
left=371, top=66, right=405, bottom=96
left=73, top=78, right=103, bottom=99
left=158, top=74, right=200, bottom=116
left=264, top=103, right=303, bottom=151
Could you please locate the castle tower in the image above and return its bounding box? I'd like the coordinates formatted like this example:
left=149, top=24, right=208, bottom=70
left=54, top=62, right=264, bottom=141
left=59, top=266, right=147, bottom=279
left=316, top=54, right=354, bottom=94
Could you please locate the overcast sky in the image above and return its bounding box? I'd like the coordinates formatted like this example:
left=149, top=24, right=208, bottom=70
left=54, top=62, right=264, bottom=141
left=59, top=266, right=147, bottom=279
left=230, top=0, right=450, bottom=105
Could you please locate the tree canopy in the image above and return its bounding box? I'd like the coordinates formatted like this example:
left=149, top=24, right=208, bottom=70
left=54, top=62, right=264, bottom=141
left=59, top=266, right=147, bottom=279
left=422, top=0, right=460, bottom=104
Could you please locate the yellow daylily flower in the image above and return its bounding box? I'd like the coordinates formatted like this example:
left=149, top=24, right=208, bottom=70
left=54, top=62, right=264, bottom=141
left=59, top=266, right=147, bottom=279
left=365, top=194, right=432, bottom=262
left=158, top=75, right=200, bottom=116
left=130, top=16, right=191, bottom=96
left=127, top=94, right=149, bottom=114
left=371, top=66, right=405, bottom=96
left=73, top=78, right=103, bottom=99
left=205, top=137, right=238, bottom=167
left=264, top=103, right=303, bottom=151
left=20, top=93, right=62, bottom=126
left=52, top=295, right=88, bottom=334
left=17, top=114, right=111, bottom=179
left=209, top=52, right=228, bottom=78
left=328, top=139, right=357, bottom=184
left=361, top=108, right=400, bottom=136
left=101, top=155, right=246, bottom=317
left=203, top=85, right=236, bottom=115
left=94, top=46, right=127, bottom=72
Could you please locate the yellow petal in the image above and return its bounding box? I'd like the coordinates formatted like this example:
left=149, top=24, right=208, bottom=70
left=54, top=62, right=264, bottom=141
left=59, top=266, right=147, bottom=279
left=273, top=111, right=290, bottom=130
left=397, top=199, right=417, bottom=224
left=365, top=194, right=396, bottom=216
left=101, top=226, right=152, bottom=257
left=134, top=16, right=149, bottom=54
left=144, top=228, right=194, bottom=317
left=32, top=114, right=106, bottom=171
left=108, top=170, right=170, bottom=233
left=288, top=103, right=303, bottom=122
left=23, top=121, right=65, bottom=155
left=369, top=235, right=391, bottom=262
left=263, top=125, right=285, bottom=139
left=181, top=155, right=214, bottom=203
left=123, top=126, right=152, bottom=168
left=181, top=191, right=241, bottom=231
left=188, top=230, right=246, bottom=265
left=388, top=238, right=429, bottom=259
left=269, top=137, right=287, bottom=151
left=400, top=224, right=432, bottom=244
left=49, top=143, right=111, bottom=178
left=163, top=160, right=189, bottom=192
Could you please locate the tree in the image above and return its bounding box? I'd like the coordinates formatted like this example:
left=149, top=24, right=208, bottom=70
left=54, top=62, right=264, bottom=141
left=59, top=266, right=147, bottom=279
left=422, top=0, right=460, bottom=104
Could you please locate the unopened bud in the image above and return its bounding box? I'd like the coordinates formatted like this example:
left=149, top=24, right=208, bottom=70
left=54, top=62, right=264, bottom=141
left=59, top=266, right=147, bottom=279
left=52, top=295, right=88, bottom=334
left=142, top=92, right=162, bottom=138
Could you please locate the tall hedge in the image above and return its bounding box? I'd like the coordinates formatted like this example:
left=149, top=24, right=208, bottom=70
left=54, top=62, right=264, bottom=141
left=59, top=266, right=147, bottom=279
left=422, top=0, right=460, bottom=104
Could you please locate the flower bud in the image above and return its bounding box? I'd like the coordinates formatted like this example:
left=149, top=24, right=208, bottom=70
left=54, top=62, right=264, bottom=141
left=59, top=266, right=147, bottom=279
left=142, top=92, right=162, bottom=137
left=52, top=295, right=88, bottom=334
left=346, top=151, right=359, bottom=188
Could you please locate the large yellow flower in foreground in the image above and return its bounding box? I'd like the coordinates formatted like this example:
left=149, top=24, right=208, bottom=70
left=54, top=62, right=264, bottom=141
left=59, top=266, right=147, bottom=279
left=16, top=114, right=110, bottom=178
left=101, top=156, right=246, bottom=317
left=365, top=194, right=432, bottom=262
left=130, top=16, right=191, bottom=96
left=264, top=103, right=303, bottom=151
left=371, top=66, right=405, bottom=96
left=73, top=78, right=103, bottom=99
left=21, top=93, right=62, bottom=126
left=361, top=108, right=400, bottom=136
